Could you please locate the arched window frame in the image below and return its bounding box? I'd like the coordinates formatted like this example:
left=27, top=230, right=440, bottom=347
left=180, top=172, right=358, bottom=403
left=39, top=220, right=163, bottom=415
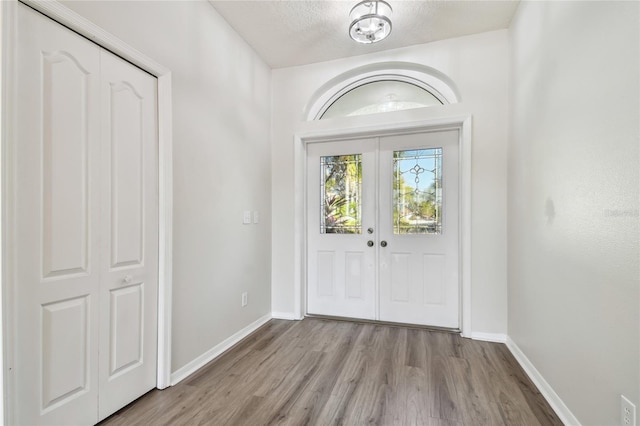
left=318, top=75, right=445, bottom=119
left=304, top=62, right=461, bottom=121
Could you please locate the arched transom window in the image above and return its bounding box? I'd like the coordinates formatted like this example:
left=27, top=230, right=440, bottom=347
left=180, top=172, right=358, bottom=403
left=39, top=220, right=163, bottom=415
left=304, top=62, right=461, bottom=121
left=320, top=80, right=443, bottom=119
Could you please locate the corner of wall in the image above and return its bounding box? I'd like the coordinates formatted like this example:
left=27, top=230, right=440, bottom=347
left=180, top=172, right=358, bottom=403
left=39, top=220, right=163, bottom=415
left=506, top=337, right=581, bottom=425
left=170, top=314, right=272, bottom=386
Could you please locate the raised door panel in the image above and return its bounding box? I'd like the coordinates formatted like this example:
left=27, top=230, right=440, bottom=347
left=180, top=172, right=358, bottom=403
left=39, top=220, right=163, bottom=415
left=316, top=251, right=335, bottom=297
left=390, top=252, right=411, bottom=302
left=422, top=254, right=445, bottom=306
left=344, top=252, right=364, bottom=299
left=109, top=82, right=144, bottom=269
left=98, top=49, right=159, bottom=421
left=15, top=4, right=101, bottom=425
left=41, top=296, right=91, bottom=410
left=42, top=52, right=90, bottom=278
left=109, top=284, right=144, bottom=377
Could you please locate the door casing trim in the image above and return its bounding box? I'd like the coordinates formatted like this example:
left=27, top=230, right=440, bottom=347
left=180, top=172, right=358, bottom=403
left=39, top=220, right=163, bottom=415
left=1, top=1, right=174, bottom=423
left=293, top=115, right=472, bottom=337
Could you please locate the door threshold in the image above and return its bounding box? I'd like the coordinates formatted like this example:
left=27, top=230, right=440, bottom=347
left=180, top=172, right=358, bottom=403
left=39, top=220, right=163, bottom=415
left=304, top=314, right=461, bottom=334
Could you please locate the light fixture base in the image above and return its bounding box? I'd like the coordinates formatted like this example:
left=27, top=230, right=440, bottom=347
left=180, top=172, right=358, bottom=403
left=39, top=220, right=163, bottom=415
left=348, top=1, right=393, bottom=44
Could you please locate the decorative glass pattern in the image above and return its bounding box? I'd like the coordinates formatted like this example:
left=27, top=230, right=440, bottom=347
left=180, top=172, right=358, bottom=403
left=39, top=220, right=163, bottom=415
left=393, top=148, right=442, bottom=234
left=321, top=154, right=362, bottom=234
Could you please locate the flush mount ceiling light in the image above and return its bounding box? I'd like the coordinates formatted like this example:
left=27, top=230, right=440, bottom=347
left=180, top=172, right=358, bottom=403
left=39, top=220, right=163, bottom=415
left=349, top=0, right=393, bottom=44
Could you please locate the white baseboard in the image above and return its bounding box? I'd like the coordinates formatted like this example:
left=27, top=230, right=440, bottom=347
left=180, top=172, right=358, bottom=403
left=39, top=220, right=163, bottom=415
left=271, top=311, right=299, bottom=320
left=170, top=313, right=272, bottom=385
left=506, top=337, right=581, bottom=426
left=469, top=332, right=508, bottom=343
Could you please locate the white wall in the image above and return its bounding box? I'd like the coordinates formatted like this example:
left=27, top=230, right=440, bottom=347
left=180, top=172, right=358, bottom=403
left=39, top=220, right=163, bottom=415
left=271, top=30, right=509, bottom=335
left=61, top=0, right=272, bottom=373
left=508, top=1, right=639, bottom=424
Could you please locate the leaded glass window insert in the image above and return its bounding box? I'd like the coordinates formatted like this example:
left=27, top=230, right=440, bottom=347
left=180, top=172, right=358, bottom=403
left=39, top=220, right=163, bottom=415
left=393, top=148, right=442, bottom=234
left=320, top=154, right=362, bottom=234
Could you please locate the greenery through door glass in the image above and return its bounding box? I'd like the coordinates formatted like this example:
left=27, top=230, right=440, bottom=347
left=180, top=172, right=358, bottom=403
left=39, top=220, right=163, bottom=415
left=321, top=154, right=362, bottom=234
left=394, top=148, right=442, bottom=234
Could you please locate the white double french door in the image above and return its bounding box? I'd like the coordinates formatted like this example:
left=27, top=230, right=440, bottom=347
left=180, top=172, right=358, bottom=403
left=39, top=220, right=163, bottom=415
left=13, top=4, right=158, bottom=425
left=307, top=130, right=460, bottom=328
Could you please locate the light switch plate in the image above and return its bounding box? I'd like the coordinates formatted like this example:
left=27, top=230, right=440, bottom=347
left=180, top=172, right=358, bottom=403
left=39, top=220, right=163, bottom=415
left=253, top=211, right=259, bottom=223
left=243, top=210, right=251, bottom=224
left=622, top=395, right=636, bottom=426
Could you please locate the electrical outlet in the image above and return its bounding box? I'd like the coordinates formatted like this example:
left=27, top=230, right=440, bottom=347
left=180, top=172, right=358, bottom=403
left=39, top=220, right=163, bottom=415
left=241, top=292, right=248, bottom=307
left=622, top=395, right=636, bottom=426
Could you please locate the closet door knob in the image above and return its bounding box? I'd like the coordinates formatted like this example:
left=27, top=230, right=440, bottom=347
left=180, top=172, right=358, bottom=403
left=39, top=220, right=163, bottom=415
left=380, top=241, right=387, bottom=247
left=367, top=240, right=374, bottom=247
left=123, top=275, right=133, bottom=284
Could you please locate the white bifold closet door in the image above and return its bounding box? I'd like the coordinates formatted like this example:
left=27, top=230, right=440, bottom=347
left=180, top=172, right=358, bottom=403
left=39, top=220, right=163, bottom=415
left=14, top=4, right=158, bottom=425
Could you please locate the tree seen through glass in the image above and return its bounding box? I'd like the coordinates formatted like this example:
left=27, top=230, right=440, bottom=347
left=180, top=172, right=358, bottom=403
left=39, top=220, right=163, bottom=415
left=320, top=155, right=362, bottom=234
left=394, top=149, right=442, bottom=234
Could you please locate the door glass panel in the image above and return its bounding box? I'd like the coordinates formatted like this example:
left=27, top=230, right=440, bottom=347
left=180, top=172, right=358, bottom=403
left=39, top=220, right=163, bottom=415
left=393, top=148, right=442, bottom=234
left=320, top=154, right=362, bottom=234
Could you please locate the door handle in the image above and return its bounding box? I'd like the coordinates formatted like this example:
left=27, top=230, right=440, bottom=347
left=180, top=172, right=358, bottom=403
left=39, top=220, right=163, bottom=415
left=380, top=241, right=387, bottom=247
left=367, top=240, right=374, bottom=247
left=123, top=275, right=133, bottom=284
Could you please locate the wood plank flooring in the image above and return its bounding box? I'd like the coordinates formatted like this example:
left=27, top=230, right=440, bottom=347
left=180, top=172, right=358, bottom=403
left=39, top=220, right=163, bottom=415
left=99, top=318, right=563, bottom=426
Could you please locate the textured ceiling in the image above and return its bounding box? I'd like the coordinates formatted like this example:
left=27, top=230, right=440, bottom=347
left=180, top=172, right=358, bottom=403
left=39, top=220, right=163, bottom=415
left=208, top=0, right=520, bottom=69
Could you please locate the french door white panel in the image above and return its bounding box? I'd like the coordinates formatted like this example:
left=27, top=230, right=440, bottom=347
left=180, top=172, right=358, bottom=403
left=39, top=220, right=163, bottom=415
left=378, top=130, right=460, bottom=328
left=306, top=131, right=461, bottom=328
left=98, top=48, right=158, bottom=421
left=307, top=139, right=377, bottom=320
left=15, top=4, right=101, bottom=424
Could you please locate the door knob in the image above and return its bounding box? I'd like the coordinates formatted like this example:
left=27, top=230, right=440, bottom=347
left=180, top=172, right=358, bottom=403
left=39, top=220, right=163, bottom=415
left=367, top=228, right=374, bottom=234
left=367, top=240, right=374, bottom=247
left=380, top=241, right=387, bottom=247
left=123, top=275, right=133, bottom=284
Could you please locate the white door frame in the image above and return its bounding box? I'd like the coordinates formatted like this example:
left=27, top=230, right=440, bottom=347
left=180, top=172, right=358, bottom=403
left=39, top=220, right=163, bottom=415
left=1, top=0, right=174, bottom=423
left=293, top=116, right=472, bottom=336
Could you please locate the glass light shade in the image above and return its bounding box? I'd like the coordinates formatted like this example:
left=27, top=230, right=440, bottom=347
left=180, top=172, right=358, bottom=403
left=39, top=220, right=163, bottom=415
left=349, top=1, right=392, bottom=44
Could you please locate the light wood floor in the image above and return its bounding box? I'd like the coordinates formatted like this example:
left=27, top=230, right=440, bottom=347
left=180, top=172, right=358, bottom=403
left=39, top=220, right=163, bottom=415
left=100, top=318, right=563, bottom=425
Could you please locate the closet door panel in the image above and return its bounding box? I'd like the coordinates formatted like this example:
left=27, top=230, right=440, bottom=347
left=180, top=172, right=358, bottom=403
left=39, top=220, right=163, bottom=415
left=14, top=5, right=160, bottom=425
left=109, top=284, right=144, bottom=375
left=98, top=48, right=159, bottom=421
left=15, top=4, right=101, bottom=425
left=42, top=51, right=91, bottom=277
left=109, top=81, right=144, bottom=268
